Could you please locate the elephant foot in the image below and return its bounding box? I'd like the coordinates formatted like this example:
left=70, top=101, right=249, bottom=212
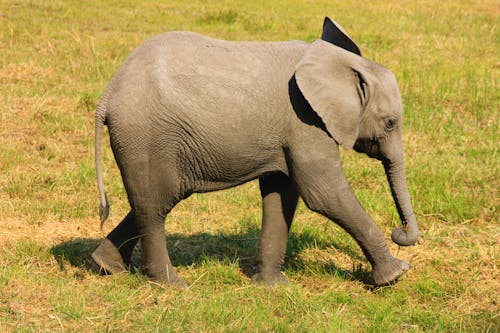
left=251, top=271, right=288, bottom=286
left=370, top=257, right=410, bottom=286
left=148, top=275, right=188, bottom=289
left=91, top=238, right=127, bottom=275
left=144, top=268, right=188, bottom=289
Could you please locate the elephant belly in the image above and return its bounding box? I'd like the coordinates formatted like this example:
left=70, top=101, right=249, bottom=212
left=177, top=136, right=288, bottom=194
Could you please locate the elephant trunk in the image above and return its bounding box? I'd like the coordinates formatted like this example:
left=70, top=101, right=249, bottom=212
left=383, top=158, right=419, bottom=246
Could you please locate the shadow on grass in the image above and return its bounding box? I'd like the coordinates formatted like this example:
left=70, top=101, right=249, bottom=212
left=50, top=226, right=370, bottom=284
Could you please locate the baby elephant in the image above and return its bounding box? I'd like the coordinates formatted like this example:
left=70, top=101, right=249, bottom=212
left=92, top=17, right=418, bottom=287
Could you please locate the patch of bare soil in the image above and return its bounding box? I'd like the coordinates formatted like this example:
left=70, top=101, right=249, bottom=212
left=0, top=217, right=113, bottom=246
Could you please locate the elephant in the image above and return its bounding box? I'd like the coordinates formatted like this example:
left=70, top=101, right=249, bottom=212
left=91, top=17, right=419, bottom=287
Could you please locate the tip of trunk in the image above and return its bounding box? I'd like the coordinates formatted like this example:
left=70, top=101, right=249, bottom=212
left=383, top=159, right=419, bottom=247
left=391, top=224, right=419, bottom=246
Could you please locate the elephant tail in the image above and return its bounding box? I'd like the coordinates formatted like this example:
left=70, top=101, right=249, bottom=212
left=95, top=93, right=110, bottom=229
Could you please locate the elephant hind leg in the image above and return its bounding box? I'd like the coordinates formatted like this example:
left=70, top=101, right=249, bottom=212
left=92, top=238, right=128, bottom=275
left=92, top=211, right=139, bottom=275
left=252, top=173, right=298, bottom=285
left=97, top=154, right=187, bottom=287
left=92, top=210, right=140, bottom=275
left=134, top=207, right=187, bottom=287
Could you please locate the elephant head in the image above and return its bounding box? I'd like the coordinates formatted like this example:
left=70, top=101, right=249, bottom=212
left=294, top=17, right=419, bottom=246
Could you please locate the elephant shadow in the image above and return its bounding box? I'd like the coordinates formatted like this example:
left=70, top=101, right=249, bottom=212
left=50, top=226, right=371, bottom=284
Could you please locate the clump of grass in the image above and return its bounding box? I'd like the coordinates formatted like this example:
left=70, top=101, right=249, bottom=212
left=198, top=9, right=240, bottom=25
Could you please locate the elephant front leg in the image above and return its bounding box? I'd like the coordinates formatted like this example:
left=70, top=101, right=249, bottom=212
left=297, top=171, right=409, bottom=286
left=252, top=173, right=298, bottom=285
left=288, top=142, right=409, bottom=286
left=92, top=211, right=139, bottom=274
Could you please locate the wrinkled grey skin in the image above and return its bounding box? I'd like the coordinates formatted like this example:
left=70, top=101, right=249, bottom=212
left=92, top=17, right=419, bottom=287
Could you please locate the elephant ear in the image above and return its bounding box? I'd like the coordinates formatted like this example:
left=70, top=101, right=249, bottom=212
left=295, top=40, right=367, bottom=149
left=321, top=17, right=362, bottom=56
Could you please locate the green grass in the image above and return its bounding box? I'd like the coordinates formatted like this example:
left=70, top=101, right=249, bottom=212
left=0, top=0, right=498, bottom=332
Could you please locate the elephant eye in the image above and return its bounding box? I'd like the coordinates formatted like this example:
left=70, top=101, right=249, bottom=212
left=385, top=118, right=397, bottom=131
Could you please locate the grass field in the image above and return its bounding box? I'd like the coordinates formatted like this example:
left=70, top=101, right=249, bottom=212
left=0, top=0, right=498, bottom=331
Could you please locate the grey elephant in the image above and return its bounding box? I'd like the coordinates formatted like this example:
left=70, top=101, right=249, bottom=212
left=91, top=17, right=419, bottom=287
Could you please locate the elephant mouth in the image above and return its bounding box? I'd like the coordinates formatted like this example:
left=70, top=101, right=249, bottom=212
left=353, top=139, right=382, bottom=160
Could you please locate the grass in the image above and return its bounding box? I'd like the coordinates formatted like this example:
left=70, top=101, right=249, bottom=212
left=0, top=0, right=498, bottom=331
